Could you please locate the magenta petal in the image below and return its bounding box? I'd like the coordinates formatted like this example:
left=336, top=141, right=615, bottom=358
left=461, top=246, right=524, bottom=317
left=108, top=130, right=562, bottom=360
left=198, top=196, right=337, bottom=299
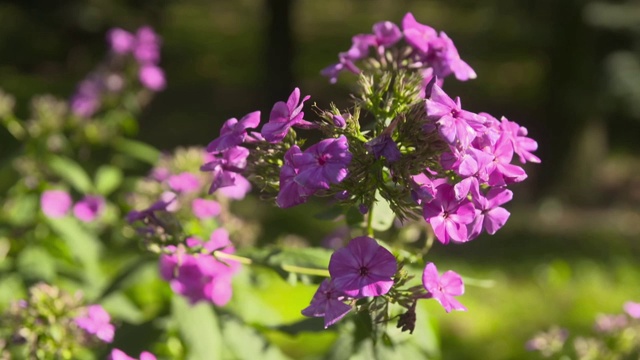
left=484, top=207, right=510, bottom=235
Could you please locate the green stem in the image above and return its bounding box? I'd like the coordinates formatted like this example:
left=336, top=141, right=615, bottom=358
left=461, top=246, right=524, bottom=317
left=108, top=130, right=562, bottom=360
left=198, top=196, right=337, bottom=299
left=366, top=201, right=375, bottom=237
left=214, top=251, right=330, bottom=277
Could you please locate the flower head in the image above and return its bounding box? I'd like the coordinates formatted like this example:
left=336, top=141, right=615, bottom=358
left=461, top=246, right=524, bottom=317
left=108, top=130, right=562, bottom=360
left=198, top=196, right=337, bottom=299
left=41, top=190, right=72, bottom=218
left=261, top=88, right=311, bottom=143
left=294, top=135, right=352, bottom=191
left=328, top=236, right=397, bottom=298
left=207, top=111, right=261, bottom=153
left=191, top=198, right=221, bottom=219
left=168, top=172, right=201, bottom=193
left=139, top=64, right=166, bottom=91
left=422, top=262, right=466, bottom=312
left=422, top=183, right=476, bottom=244
left=624, top=301, right=640, bottom=319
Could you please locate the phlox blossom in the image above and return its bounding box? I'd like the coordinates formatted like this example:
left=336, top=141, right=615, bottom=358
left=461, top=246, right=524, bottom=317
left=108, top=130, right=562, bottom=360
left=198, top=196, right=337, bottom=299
left=41, top=190, right=72, bottom=218
left=73, top=195, right=106, bottom=222
left=109, top=349, right=156, bottom=360
left=328, top=236, right=397, bottom=298
left=422, top=262, right=466, bottom=313
left=261, top=88, right=311, bottom=143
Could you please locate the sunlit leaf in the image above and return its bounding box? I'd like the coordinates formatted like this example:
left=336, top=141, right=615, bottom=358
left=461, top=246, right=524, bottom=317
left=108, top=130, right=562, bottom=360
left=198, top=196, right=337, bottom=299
left=371, top=190, right=395, bottom=232
left=95, top=165, right=123, bottom=196
left=172, top=296, right=222, bottom=360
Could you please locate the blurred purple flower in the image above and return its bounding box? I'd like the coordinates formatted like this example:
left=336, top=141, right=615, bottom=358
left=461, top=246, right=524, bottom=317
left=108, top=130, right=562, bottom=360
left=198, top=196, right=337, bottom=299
left=191, top=198, right=221, bottom=219
left=624, top=301, right=640, bottom=319
left=133, top=26, right=161, bottom=64
left=41, top=190, right=72, bottom=218
left=401, top=12, right=437, bottom=54
left=422, top=262, right=466, bottom=313
left=201, top=146, right=250, bottom=194
left=74, top=304, right=115, bottom=343
left=328, top=236, right=397, bottom=298
left=301, top=279, right=352, bottom=328
left=139, top=64, right=166, bottom=91
left=217, top=174, right=252, bottom=199
left=73, top=195, right=106, bottom=222
left=168, top=172, right=201, bottom=193
left=107, top=28, right=135, bottom=54
left=372, top=21, right=402, bottom=47
left=110, top=349, right=157, bottom=360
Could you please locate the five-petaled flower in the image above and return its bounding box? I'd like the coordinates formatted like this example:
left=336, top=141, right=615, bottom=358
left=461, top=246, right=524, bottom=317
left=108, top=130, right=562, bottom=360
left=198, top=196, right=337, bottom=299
left=301, top=279, right=352, bottom=329
left=422, top=262, right=467, bottom=313
left=328, top=236, right=397, bottom=298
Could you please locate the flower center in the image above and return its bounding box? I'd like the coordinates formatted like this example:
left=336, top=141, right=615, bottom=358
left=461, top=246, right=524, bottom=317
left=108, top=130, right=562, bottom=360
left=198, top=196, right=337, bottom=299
left=359, top=266, right=370, bottom=276
left=318, top=154, right=328, bottom=166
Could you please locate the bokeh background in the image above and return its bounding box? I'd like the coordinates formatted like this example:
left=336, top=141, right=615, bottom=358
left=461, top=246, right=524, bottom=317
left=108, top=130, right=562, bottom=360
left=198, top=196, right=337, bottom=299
left=1, top=0, right=639, bottom=359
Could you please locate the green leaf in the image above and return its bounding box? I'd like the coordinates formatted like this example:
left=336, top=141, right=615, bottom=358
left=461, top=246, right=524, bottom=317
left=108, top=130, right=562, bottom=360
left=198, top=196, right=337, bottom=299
left=46, top=217, right=103, bottom=291
left=172, top=296, right=222, bottom=360
left=221, top=318, right=291, bottom=360
left=113, top=138, right=160, bottom=164
left=48, top=155, right=94, bottom=193
left=371, top=190, right=395, bottom=232
left=16, top=246, right=56, bottom=281
left=95, top=165, right=123, bottom=196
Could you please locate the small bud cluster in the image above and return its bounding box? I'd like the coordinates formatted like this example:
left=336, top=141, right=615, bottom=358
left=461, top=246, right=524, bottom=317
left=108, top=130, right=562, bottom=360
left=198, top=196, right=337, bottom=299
left=126, top=147, right=254, bottom=306
left=71, top=26, right=165, bottom=119
left=527, top=301, right=640, bottom=359
left=0, top=283, right=139, bottom=359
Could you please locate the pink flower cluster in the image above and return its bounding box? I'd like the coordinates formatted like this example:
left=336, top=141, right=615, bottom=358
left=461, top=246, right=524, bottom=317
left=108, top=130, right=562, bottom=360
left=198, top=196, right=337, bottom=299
left=107, top=26, right=166, bottom=91
left=418, top=82, right=539, bottom=244
left=203, top=88, right=352, bottom=208
left=302, top=237, right=466, bottom=327
left=109, top=349, right=156, bottom=360
left=70, top=26, right=165, bottom=118
left=322, top=12, right=475, bottom=88
left=40, top=190, right=105, bottom=222
left=159, top=229, right=240, bottom=306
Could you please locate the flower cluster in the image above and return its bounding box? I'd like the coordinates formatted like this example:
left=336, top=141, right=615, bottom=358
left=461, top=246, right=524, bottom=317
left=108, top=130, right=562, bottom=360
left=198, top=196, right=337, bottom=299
left=0, top=283, right=141, bottom=359
left=40, top=189, right=106, bottom=222
left=200, top=12, right=538, bottom=330
left=322, top=12, right=475, bottom=89
left=126, top=147, right=252, bottom=306
left=527, top=301, right=640, bottom=359
left=70, top=26, right=165, bottom=118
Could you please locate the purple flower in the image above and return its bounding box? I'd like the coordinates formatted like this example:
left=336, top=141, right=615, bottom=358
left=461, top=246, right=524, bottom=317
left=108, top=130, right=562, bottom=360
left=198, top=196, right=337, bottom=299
left=422, top=262, right=466, bottom=313
left=74, top=304, right=115, bottom=343
left=207, top=111, right=261, bottom=153
left=191, top=198, right=221, bottom=219
left=41, top=190, right=72, bottom=218
left=343, top=34, right=377, bottom=62
left=372, top=21, right=402, bottom=47
left=425, top=83, right=485, bottom=149
left=139, top=64, right=166, bottom=91
left=261, top=88, right=312, bottom=143
left=73, top=195, right=106, bottom=222
left=402, top=12, right=437, bottom=54
left=624, top=301, right=640, bottom=319
left=107, top=28, right=135, bottom=54
left=421, top=32, right=476, bottom=81
left=201, top=146, right=250, bottom=194
left=133, top=26, right=161, bottom=65
left=328, top=236, right=397, bottom=298
left=294, top=135, right=352, bottom=191
left=500, top=116, right=541, bottom=164
left=301, top=279, right=352, bottom=328
left=126, top=195, right=176, bottom=223
left=217, top=174, right=252, bottom=199
left=110, top=349, right=157, bottom=360
left=594, top=314, right=628, bottom=333
left=332, top=114, right=347, bottom=128
left=276, top=145, right=315, bottom=208
left=486, top=136, right=528, bottom=186
left=365, top=134, right=402, bottom=163
left=468, top=187, right=512, bottom=240
left=70, top=75, right=103, bottom=118
left=168, top=172, right=201, bottom=193
left=422, top=183, right=476, bottom=244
